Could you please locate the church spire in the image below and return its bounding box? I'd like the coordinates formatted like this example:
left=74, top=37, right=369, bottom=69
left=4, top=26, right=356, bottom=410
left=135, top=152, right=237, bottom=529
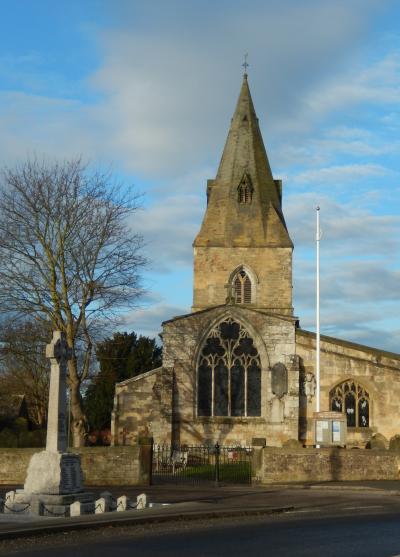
left=194, top=73, right=292, bottom=248
left=215, top=72, right=278, bottom=206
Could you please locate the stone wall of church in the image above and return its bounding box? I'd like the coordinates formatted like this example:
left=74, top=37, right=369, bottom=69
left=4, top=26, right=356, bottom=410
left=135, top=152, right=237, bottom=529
left=112, top=367, right=173, bottom=446
left=296, top=329, right=400, bottom=446
left=192, top=246, right=292, bottom=315
left=161, top=305, right=299, bottom=447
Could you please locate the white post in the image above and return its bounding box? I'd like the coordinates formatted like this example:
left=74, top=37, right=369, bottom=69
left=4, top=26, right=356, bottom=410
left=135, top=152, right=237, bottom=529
left=316, top=206, right=321, bottom=414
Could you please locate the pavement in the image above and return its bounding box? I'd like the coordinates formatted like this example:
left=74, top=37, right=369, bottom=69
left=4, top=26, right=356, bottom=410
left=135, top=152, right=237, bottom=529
left=1, top=480, right=400, bottom=540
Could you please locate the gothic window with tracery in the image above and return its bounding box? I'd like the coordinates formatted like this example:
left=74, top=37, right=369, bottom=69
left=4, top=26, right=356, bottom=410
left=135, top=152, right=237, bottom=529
left=238, top=174, right=252, bottom=204
left=233, top=270, right=252, bottom=304
left=330, top=380, right=370, bottom=428
left=197, top=319, right=261, bottom=417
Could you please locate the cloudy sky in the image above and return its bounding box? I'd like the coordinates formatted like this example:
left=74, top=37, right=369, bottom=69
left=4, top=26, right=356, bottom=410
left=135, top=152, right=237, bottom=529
left=1, top=0, right=399, bottom=351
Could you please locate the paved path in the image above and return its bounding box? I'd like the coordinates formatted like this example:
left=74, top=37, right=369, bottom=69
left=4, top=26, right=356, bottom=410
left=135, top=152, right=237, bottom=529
left=2, top=487, right=400, bottom=556
left=1, top=481, right=400, bottom=530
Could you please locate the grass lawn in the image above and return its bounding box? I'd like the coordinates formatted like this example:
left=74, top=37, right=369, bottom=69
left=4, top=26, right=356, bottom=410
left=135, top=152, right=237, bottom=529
left=175, top=462, right=252, bottom=483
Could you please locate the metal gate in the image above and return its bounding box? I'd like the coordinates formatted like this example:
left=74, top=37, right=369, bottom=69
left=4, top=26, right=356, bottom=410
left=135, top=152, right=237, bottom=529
left=152, top=443, right=252, bottom=485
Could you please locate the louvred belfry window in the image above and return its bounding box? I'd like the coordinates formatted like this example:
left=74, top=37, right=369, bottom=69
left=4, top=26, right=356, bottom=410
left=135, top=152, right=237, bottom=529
left=237, top=174, right=252, bottom=204
left=233, top=270, right=252, bottom=304
left=197, top=319, right=261, bottom=417
left=330, top=380, right=370, bottom=428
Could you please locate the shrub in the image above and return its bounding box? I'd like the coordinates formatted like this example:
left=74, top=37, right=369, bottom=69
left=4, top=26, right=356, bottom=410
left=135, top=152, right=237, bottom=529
left=0, top=428, right=18, bottom=447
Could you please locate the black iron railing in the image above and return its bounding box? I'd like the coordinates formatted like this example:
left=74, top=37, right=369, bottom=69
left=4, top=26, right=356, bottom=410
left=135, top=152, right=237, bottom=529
left=152, top=443, right=252, bottom=485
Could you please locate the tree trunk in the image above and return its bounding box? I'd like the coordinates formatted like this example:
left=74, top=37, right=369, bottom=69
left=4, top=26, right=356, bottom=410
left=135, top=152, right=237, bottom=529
left=68, top=360, right=88, bottom=448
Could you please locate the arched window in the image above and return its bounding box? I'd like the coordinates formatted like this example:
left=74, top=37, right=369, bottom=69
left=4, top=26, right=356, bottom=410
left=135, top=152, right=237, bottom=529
left=198, top=319, right=261, bottom=417
left=237, top=174, right=252, bottom=204
left=233, top=270, right=252, bottom=304
left=330, top=380, right=370, bottom=428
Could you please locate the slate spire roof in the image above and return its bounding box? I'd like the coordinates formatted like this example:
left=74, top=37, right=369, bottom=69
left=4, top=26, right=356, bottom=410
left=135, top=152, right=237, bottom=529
left=194, top=73, right=292, bottom=248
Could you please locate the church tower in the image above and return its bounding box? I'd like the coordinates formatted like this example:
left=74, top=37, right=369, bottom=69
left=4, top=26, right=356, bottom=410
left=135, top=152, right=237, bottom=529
left=193, top=73, right=293, bottom=315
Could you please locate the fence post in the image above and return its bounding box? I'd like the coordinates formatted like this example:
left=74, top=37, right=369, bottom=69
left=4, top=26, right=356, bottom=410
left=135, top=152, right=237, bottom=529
left=215, top=443, right=220, bottom=486
left=251, top=438, right=266, bottom=483
left=138, top=436, right=154, bottom=486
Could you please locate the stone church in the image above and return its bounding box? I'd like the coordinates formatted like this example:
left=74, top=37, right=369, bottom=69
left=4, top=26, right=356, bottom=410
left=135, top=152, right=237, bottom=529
left=111, top=73, right=400, bottom=449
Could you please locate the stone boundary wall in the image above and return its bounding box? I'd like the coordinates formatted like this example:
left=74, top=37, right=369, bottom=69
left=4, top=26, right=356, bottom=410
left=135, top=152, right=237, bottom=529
left=75, top=446, right=142, bottom=486
left=0, top=446, right=148, bottom=486
left=259, top=448, right=400, bottom=483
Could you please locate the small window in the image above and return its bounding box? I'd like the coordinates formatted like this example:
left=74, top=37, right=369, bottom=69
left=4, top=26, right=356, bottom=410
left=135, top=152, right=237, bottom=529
left=233, top=270, right=252, bottom=304
left=330, top=380, right=370, bottom=428
left=237, top=174, right=252, bottom=204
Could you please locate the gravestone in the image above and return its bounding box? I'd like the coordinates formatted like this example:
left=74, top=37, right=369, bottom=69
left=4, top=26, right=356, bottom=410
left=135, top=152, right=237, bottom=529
left=389, top=435, right=400, bottom=451
left=14, top=331, right=94, bottom=515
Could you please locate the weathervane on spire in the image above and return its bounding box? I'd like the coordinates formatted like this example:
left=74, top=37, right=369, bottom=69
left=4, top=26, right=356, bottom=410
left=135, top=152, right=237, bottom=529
left=242, top=53, right=249, bottom=75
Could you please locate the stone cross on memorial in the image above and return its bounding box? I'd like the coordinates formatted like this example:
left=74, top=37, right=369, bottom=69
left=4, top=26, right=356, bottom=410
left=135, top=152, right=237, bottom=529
left=45, top=330, right=72, bottom=453
left=21, top=329, right=89, bottom=510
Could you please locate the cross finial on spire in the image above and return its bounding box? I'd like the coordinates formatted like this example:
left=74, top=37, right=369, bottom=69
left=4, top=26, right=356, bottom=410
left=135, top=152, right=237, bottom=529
left=242, top=53, right=249, bottom=76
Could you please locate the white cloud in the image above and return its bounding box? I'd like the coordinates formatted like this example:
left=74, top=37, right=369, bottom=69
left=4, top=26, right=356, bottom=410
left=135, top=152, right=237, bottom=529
left=325, top=126, right=373, bottom=140
left=130, top=193, right=204, bottom=272
left=294, top=163, right=388, bottom=184
left=304, top=53, right=400, bottom=116
left=0, top=2, right=395, bottom=180
left=0, top=91, right=102, bottom=167
left=273, top=125, right=399, bottom=171
left=82, top=0, right=388, bottom=177
left=289, top=190, right=400, bottom=353
left=381, top=112, right=400, bottom=127
left=286, top=192, right=400, bottom=252
left=123, top=303, right=190, bottom=339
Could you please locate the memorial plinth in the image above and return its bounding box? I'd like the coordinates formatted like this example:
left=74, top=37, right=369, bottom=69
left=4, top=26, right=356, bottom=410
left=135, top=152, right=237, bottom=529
left=24, top=451, right=83, bottom=495
left=14, top=331, right=94, bottom=515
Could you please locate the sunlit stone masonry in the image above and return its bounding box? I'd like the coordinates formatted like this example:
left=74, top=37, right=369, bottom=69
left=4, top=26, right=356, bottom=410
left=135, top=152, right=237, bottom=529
left=112, top=72, right=400, bottom=450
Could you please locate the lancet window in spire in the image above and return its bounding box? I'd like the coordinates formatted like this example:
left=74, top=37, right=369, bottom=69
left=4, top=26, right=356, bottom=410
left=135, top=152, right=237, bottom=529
left=233, top=269, right=252, bottom=304
left=197, top=319, right=261, bottom=417
left=237, top=174, right=253, bottom=204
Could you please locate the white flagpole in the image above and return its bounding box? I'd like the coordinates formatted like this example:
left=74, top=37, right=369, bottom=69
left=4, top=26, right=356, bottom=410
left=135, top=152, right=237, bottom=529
left=316, top=206, right=321, bottom=414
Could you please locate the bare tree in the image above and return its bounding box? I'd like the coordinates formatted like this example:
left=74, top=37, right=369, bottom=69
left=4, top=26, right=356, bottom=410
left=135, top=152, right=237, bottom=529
left=0, top=319, right=50, bottom=428
left=0, top=158, right=146, bottom=446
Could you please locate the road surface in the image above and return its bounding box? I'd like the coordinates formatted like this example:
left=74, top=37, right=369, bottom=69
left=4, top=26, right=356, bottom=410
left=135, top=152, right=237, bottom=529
left=3, top=491, right=400, bottom=557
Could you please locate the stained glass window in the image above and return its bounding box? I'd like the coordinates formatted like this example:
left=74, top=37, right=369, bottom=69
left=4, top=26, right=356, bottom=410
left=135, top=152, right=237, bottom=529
left=197, top=319, right=261, bottom=417
left=329, top=380, right=370, bottom=428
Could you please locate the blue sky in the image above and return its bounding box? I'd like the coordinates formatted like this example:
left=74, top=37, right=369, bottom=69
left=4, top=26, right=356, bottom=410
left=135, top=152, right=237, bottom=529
left=1, top=0, right=400, bottom=351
